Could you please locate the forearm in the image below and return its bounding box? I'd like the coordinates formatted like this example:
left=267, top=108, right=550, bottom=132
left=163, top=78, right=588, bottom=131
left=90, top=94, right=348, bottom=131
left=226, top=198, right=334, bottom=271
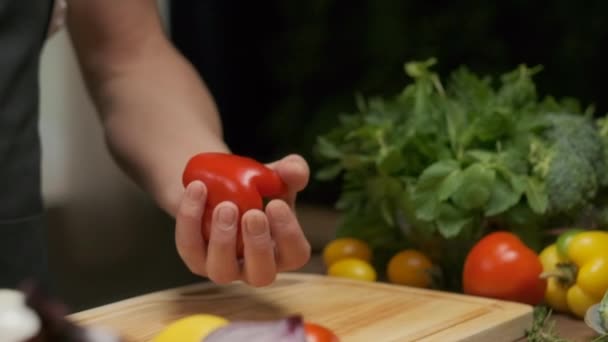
left=100, top=46, right=229, bottom=216
left=67, top=5, right=229, bottom=215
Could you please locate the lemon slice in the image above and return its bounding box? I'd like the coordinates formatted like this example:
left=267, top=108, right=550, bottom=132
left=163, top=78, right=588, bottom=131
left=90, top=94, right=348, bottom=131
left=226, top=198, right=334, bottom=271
left=153, top=314, right=229, bottom=342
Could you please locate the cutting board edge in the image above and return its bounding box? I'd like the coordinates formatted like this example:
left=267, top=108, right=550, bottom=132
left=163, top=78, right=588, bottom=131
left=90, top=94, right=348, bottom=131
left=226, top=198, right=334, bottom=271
left=69, top=272, right=534, bottom=320
left=68, top=272, right=535, bottom=320
left=415, top=301, right=534, bottom=342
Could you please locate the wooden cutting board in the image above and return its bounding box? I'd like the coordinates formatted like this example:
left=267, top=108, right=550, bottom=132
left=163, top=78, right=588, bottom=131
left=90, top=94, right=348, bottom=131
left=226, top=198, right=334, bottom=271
left=69, top=273, right=533, bottom=342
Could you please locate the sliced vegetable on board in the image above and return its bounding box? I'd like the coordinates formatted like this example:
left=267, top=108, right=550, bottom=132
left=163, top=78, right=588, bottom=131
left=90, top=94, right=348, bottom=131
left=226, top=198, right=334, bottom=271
left=304, top=322, right=340, bottom=342
left=154, top=314, right=341, bottom=342
left=152, top=314, right=229, bottom=342
left=203, top=316, right=307, bottom=342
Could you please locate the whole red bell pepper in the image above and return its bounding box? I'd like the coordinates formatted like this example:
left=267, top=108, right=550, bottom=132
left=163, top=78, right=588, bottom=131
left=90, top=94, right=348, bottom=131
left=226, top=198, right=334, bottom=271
left=182, top=152, right=287, bottom=256
left=462, top=231, right=546, bottom=305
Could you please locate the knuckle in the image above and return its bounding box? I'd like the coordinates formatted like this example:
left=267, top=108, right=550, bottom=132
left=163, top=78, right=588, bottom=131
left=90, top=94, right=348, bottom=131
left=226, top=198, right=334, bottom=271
left=177, top=201, right=203, bottom=223
left=288, top=254, right=310, bottom=271
left=248, top=274, right=276, bottom=287
left=209, top=228, right=236, bottom=246
left=245, top=233, right=273, bottom=250
left=281, top=242, right=311, bottom=270
left=280, top=225, right=302, bottom=241
left=208, top=270, right=237, bottom=285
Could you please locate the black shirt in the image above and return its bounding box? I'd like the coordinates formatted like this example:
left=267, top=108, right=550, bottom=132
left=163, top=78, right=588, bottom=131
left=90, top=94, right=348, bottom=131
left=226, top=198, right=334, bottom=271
left=0, top=0, right=54, bottom=289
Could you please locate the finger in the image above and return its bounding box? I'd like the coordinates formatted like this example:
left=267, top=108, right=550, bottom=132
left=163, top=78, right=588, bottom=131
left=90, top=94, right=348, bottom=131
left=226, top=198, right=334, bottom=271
left=175, top=180, right=208, bottom=276
left=266, top=199, right=311, bottom=271
left=206, top=202, right=241, bottom=284
left=241, top=210, right=276, bottom=287
left=267, top=154, right=309, bottom=206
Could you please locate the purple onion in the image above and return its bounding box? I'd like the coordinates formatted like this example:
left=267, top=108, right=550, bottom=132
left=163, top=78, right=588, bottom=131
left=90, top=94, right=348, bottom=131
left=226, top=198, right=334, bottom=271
left=203, top=315, right=307, bottom=342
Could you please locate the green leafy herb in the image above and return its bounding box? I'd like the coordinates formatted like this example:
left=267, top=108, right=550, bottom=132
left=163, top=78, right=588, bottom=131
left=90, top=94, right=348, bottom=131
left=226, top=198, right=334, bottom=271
left=525, top=306, right=570, bottom=342
left=527, top=306, right=608, bottom=342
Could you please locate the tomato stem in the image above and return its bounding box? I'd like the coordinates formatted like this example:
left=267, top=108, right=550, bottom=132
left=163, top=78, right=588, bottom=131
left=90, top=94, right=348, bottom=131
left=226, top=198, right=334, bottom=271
left=539, top=262, right=578, bottom=287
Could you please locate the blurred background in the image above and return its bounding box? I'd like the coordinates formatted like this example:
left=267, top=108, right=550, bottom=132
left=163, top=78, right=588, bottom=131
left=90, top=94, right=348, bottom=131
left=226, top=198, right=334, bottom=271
left=39, top=0, right=607, bottom=311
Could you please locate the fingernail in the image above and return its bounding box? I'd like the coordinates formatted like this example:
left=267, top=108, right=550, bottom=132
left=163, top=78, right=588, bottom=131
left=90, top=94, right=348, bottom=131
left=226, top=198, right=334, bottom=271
left=217, top=206, right=236, bottom=230
left=246, top=214, right=267, bottom=236
left=187, top=182, right=205, bottom=200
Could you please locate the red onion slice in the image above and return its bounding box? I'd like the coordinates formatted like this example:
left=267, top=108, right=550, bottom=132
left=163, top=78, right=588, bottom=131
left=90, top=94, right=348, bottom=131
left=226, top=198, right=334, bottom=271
left=203, top=315, right=307, bottom=342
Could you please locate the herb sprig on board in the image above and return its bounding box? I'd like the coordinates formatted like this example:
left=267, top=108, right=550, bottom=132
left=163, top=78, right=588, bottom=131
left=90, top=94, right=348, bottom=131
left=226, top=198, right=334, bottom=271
left=315, top=58, right=608, bottom=284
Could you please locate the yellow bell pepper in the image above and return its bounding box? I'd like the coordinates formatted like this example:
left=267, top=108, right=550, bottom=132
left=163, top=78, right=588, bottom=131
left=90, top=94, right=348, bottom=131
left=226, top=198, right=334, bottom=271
left=539, top=230, right=608, bottom=318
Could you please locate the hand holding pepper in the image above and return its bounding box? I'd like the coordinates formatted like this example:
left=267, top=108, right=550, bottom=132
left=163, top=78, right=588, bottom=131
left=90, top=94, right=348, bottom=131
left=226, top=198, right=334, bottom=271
left=174, top=153, right=311, bottom=287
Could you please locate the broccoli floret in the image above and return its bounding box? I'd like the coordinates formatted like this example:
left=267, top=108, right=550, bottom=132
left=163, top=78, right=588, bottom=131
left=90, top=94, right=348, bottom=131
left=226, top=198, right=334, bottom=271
left=530, top=113, right=607, bottom=215
left=545, top=140, right=598, bottom=214
left=596, top=117, right=608, bottom=185
left=545, top=114, right=608, bottom=186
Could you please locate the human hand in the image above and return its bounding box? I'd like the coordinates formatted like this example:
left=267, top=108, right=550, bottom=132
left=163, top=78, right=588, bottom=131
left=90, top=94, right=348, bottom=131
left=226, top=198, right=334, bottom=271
left=174, top=154, right=311, bottom=287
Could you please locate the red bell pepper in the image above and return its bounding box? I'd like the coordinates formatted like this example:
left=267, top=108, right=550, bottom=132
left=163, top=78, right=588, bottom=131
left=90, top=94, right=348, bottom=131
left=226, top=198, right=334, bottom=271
left=182, top=152, right=287, bottom=256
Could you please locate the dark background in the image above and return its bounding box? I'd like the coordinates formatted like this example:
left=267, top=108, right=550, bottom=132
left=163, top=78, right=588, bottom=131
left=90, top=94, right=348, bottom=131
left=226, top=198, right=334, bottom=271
left=170, top=0, right=608, bottom=206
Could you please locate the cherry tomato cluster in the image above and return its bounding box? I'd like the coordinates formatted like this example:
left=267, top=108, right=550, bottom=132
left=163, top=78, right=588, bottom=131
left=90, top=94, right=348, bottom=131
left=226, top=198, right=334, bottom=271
left=322, top=237, right=435, bottom=288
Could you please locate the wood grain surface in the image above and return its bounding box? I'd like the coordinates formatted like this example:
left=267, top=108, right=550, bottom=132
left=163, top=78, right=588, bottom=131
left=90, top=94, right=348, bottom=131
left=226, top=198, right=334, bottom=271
left=69, top=273, right=533, bottom=342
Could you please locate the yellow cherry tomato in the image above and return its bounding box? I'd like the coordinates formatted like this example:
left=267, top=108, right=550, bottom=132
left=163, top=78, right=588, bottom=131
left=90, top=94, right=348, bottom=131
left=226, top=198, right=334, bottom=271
left=386, top=250, right=433, bottom=288
left=322, top=238, right=372, bottom=267
left=153, top=314, right=229, bottom=342
left=327, top=258, right=377, bottom=282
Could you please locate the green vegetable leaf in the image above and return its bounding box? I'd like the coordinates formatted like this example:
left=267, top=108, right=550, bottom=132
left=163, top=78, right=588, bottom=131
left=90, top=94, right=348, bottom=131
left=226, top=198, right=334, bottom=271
left=412, top=159, right=461, bottom=221
left=412, top=192, right=440, bottom=221
left=525, top=177, right=549, bottom=214
left=416, top=159, right=460, bottom=190
left=380, top=199, right=395, bottom=226
left=451, top=163, right=496, bottom=210
left=316, top=164, right=343, bottom=181
left=377, top=147, right=405, bottom=174
left=464, top=150, right=495, bottom=163
left=485, top=173, right=522, bottom=216
left=316, top=136, right=343, bottom=159
left=437, top=203, right=472, bottom=238
left=437, top=169, right=464, bottom=201
left=473, top=108, right=513, bottom=142
left=405, top=57, right=438, bottom=78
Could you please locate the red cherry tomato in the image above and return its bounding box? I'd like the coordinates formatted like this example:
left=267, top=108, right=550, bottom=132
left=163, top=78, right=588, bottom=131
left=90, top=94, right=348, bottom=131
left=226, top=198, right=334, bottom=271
left=182, top=152, right=287, bottom=256
left=462, top=231, right=546, bottom=305
left=305, top=322, right=340, bottom=342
